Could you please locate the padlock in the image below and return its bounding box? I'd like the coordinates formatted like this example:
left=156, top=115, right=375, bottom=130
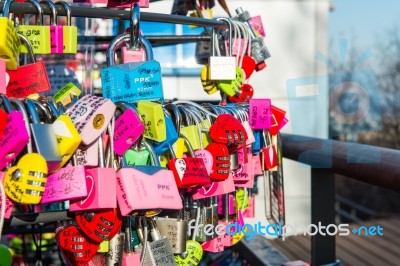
left=101, top=33, right=164, bottom=103
left=56, top=225, right=99, bottom=266
left=0, top=0, right=21, bottom=70
left=0, top=96, right=30, bottom=171
left=40, top=161, right=87, bottom=204
left=0, top=108, right=7, bottom=138
left=167, top=135, right=210, bottom=188
left=137, top=100, right=166, bottom=142
left=193, top=200, right=214, bottom=242
left=114, top=102, right=145, bottom=156
left=55, top=1, right=78, bottom=54
left=4, top=152, right=48, bottom=204
left=124, top=145, right=150, bottom=166
left=269, top=105, right=287, bottom=135
left=0, top=171, right=15, bottom=218
left=66, top=94, right=116, bottom=145
left=70, top=136, right=117, bottom=211
left=117, top=139, right=182, bottom=216
left=53, top=82, right=81, bottom=107
left=191, top=173, right=235, bottom=200
left=122, top=217, right=141, bottom=266
left=17, top=0, right=51, bottom=54
left=242, top=193, right=255, bottom=218
left=179, top=106, right=202, bottom=152
left=6, top=34, right=51, bottom=97
left=135, top=217, right=177, bottom=266
left=155, top=216, right=188, bottom=254
left=104, top=232, right=125, bottom=265
left=205, top=142, right=230, bottom=181
left=249, top=98, right=272, bottom=129
left=0, top=60, right=7, bottom=94
left=201, top=235, right=224, bottom=253
left=75, top=140, right=99, bottom=167
left=25, top=99, right=62, bottom=173
left=150, top=110, right=178, bottom=156
left=174, top=240, right=203, bottom=266
left=40, top=0, right=63, bottom=54
left=209, top=113, right=248, bottom=146
left=75, top=208, right=122, bottom=243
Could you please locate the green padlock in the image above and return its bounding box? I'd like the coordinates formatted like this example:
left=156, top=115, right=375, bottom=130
left=124, top=148, right=150, bottom=166
left=17, top=0, right=51, bottom=54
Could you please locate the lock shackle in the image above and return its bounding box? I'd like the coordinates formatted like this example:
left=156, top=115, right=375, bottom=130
left=39, top=0, right=56, bottom=25
left=44, top=97, right=62, bottom=118
left=179, top=133, right=196, bottom=157
left=180, top=105, right=204, bottom=149
left=1, top=0, right=12, bottom=18
left=0, top=95, right=13, bottom=113
left=18, top=33, right=36, bottom=63
left=25, top=99, right=50, bottom=124
left=129, top=3, right=140, bottom=50
left=217, top=17, right=233, bottom=57
left=164, top=103, right=181, bottom=136
left=172, top=100, right=217, bottom=119
left=25, top=0, right=44, bottom=26
left=142, top=138, right=160, bottom=167
left=107, top=33, right=154, bottom=66
left=55, top=1, right=71, bottom=26
left=10, top=98, right=33, bottom=153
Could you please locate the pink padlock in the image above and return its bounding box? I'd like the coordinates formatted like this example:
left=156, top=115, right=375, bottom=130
left=66, top=94, right=116, bottom=145
left=0, top=97, right=29, bottom=171
left=253, top=154, right=263, bottom=176
left=0, top=171, right=15, bottom=219
left=249, top=98, right=272, bottom=130
left=74, top=141, right=99, bottom=167
left=40, top=0, right=64, bottom=54
left=234, top=153, right=255, bottom=189
left=70, top=138, right=117, bottom=211
left=242, top=195, right=255, bottom=218
left=192, top=174, right=235, bottom=200
left=114, top=106, right=145, bottom=156
left=0, top=59, right=7, bottom=94
left=41, top=165, right=88, bottom=204
left=218, top=194, right=236, bottom=216
left=201, top=235, right=224, bottom=253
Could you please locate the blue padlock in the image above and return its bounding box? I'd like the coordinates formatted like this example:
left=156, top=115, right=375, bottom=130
left=252, top=129, right=262, bottom=154
left=100, top=33, right=164, bottom=103
left=150, top=112, right=178, bottom=155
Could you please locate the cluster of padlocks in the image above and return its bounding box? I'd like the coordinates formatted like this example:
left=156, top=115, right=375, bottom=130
left=0, top=0, right=286, bottom=265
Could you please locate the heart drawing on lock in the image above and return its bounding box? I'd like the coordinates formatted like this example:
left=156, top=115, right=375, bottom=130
left=174, top=240, right=203, bottom=266
left=175, top=159, right=187, bottom=181
left=56, top=225, right=99, bottom=266
left=194, top=150, right=214, bottom=175
left=199, top=182, right=218, bottom=196
left=79, top=174, right=95, bottom=208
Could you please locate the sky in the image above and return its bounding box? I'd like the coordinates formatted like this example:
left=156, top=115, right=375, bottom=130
left=329, top=0, right=400, bottom=50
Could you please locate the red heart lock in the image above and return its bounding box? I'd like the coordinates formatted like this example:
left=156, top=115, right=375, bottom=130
left=75, top=208, right=121, bottom=243
left=228, top=83, right=254, bottom=103
left=209, top=114, right=248, bottom=146
left=205, top=142, right=230, bottom=181
left=56, top=225, right=99, bottom=266
left=241, top=55, right=256, bottom=79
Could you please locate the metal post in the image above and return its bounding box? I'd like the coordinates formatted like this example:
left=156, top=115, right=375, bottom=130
left=311, top=168, right=336, bottom=265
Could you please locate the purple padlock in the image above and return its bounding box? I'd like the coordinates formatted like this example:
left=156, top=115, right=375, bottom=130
left=0, top=97, right=30, bottom=170
left=114, top=105, right=145, bottom=156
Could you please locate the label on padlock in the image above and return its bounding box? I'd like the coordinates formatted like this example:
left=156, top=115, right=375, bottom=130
left=41, top=165, right=87, bottom=204
left=75, top=142, right=99, bottom=167
left=249, top=98, right=272, bottom=129
left=67, top=94, right=116, bottom=145
left=6, top=61, right=51, bottom=97
left=53, top=82, right=82, bottom=106
left=101, top=61, right=164, bottom=103
left=50, top=25, right=64, bottom=54
left=209, top=56, right=236, bottom=80
left=18, top=26, right=51, bottom=54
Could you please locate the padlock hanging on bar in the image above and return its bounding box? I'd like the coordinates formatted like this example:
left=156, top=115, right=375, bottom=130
left=0, top=0, right=21, bottom=70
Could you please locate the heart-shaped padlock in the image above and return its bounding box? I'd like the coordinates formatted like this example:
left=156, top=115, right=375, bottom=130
left=216, top=67, right=244, bottom=97
left=4, top=153, right=48, bottom=204
left=75, top=208, right=122, bottom=243
left=124, top=148, right=150, bottom=166
left=241, top=55, right=256, bottom=79
left=174, top=240, right=203, bottom=266
left=205, top=143, right=230, bottom=181
left=56, top=225, right=99, bottom=265
left=209, top=114, right=248, bottom=146
left=200, top=65, right=218, bottom=95
left=228, top=83, right=254, bottom=103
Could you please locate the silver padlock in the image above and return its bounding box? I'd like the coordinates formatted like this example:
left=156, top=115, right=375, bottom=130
left=155, top=216, right=188, bottom=254
left=107, top=232, right=125, bottom=266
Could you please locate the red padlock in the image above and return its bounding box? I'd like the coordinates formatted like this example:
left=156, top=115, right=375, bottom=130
left=0, top=108, right=7, bottom=138
left=228, top=83, right=254, bottom=103
left=205, top=142, right=230, bottom=181
left=209, top=114, right=248, bottom=146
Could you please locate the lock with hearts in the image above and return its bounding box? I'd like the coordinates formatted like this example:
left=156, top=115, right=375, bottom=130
left=101, top=33, right=164, bottom=103
left=117, top=139, right=183, bottom=216
left=6, top=34, right=51, bottom=98
left=0, top=96, right=30, bottom=171
left=69, top=136, right=117, bottom=211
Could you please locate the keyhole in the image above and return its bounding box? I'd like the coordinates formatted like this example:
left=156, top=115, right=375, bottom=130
left=11, top=168, right=21, bottom=181
left=6, top=152, right=16, bottom=159
left=84, top=212, right=95, bottom=222
left=157, top=119, right=164, bottom=127
left=126, top=137, right=134, bottom=145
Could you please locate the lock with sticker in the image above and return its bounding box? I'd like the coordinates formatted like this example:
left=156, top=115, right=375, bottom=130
left=40, top=0, right=63, bottom=54
left=25, top=99, right=62, bottom=173
left=137, top=100, right=166, bottom=142
left=55, top=1, right=78, bottom=54
left=117, top=139, right=183, bottom=216
left=6, top=34, right=51, bottom=98
left=114, top=102, right=145, bottom=156
left=0, top=96, right=30, bottom=171
left=17, top=0, right=51, bottom=54
left=70, top=136, right=117, bottom=211
left=0, top=0, right=20, bottom=70
left=101, top=33, right=164, bottom=103
left=66, top=94, right=116, bottom=145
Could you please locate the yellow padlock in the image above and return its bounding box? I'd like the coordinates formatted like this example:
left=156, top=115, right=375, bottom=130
left=137, top=101, right=166, bottom=142
left=0, top=0, right=20, bottom=70
left=52, top=114, right=82, bottom=171
left=17, top=0, right=51, bottom=54
left=201, top=119, right=212, bottom=147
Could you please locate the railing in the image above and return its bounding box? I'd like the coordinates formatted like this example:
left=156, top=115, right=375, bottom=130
left=281, top=134, right=400, bottom=266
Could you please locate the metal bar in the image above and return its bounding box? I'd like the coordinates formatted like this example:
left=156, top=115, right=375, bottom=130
left=1, top=2, right=226, bottom=27
left=281, top=134, right=400, bottom=193
left=335, top=195, right=376, bottom=216
left=311, top=168, right=336, bottom=265
left=5, top=211, right=72, bottom=227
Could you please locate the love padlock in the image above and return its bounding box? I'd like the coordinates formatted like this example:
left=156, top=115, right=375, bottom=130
left=101, top=33, right=164, bottom=103
left=0, top=108, right=7, bottom=138
left=55, top=1, right=78, bottom=54
left=40, top=0, right=63, bottom=54
left=66, top=94, right=116, bottom=145
left=209, top=113, right=248, bottom=146
left=0, top=0, right=20, bottom=70
left=0, top=171, right=15, bottom=219
left=4, top=153, right=48, bottom=204
left=0, top=97, right=29, bottom=171
left=56, top=225, right=99, bottom=266
left=205, top=142, right=230, bottom=181
left=174, top=240, right=203, bottom=266
left=17, top=0, right=51, bottom=54
left=137, top=100, right=166, bottom=142
left=228, top=83, right=254, bottom=103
